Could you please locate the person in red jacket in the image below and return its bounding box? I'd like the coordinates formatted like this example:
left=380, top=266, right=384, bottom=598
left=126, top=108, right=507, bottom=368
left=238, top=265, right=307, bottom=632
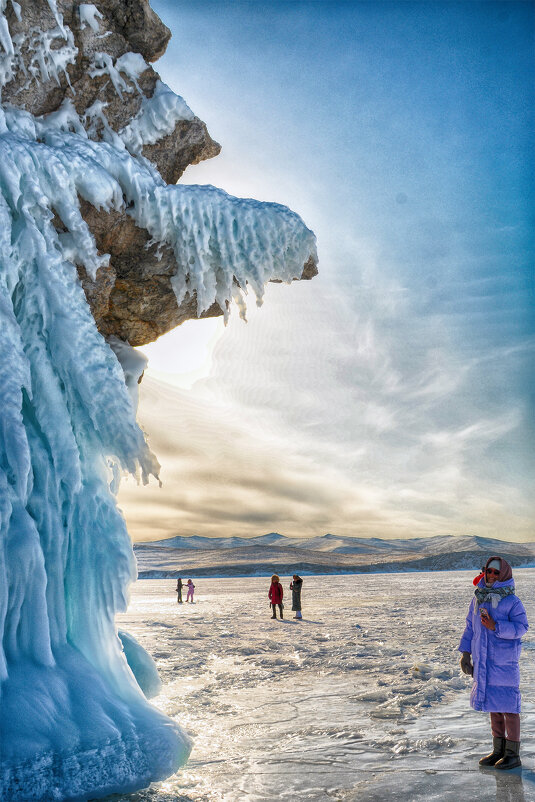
left=268, top=574, right=284, bottom=619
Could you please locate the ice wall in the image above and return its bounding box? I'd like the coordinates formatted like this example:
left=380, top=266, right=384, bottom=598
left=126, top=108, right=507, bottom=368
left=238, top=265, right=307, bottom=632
left=0, top=2, right=317, bottom=801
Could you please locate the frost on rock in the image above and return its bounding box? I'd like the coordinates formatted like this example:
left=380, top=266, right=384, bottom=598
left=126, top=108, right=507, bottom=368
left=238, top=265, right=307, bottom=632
left=7, top=0, right=77, bottom=90
left=0, top=2, right=317, bottom=801
left=78, top=3, right=103, bottom=33
left=88, top=51, right=148, bottom=99
left=119, top=79, right=195, bottom=154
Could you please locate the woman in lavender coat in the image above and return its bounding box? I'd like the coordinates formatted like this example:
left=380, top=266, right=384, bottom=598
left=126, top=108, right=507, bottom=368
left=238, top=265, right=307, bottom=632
left=459, top=556, right=529, bottom=770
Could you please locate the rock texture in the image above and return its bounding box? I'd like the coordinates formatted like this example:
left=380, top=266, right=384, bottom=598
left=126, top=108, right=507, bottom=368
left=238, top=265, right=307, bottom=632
left=76, top=200, right=223, bottom=346
left=4, top=0, right=317, bottom=346
left=3, top=0, right=217, bottom=179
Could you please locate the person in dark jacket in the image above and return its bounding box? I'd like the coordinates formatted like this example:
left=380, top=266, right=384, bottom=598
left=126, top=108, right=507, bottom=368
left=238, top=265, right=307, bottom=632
left=268, top=574, right=283, bottom=619
left=290, top=575, right=303, bottom=619
left=459, top=556, right=529, bottom=770
left=176, top=578, right=183, bottom=604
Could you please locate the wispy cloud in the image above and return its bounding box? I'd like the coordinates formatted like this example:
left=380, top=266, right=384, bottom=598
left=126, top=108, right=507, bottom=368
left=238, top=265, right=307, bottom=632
left=119, top=301, right=534, bottom=542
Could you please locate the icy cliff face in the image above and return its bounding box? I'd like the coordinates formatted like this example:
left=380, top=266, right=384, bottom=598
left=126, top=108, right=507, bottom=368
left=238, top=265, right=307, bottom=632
left=0, top=1, right=317, bottom=800
left=0, top=0, right=316, bottom=345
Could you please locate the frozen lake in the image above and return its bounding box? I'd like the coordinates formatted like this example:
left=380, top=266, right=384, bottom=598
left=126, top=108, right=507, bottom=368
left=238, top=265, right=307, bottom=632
left=107, top=570, right=535, bottom=802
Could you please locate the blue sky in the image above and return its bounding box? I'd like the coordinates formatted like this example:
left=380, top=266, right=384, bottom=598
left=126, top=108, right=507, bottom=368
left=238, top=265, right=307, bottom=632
left=118, top=1, right=534, bottom=542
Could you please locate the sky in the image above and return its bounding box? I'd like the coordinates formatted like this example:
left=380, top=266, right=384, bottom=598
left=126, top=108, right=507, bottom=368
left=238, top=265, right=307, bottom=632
left=117, top=0, right=534, bottom=543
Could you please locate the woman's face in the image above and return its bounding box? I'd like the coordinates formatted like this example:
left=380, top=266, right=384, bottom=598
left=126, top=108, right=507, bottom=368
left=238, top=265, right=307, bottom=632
left=486, top=567, right=500, bottom=585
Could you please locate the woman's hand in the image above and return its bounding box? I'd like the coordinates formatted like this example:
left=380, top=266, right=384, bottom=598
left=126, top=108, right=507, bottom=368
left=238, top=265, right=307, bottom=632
left=480, top=608, right=496, bottom=631
left=460, top=652, right=473, bottom=676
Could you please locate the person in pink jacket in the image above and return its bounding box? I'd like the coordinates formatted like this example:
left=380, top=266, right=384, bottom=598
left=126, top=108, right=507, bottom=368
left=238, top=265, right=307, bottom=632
left=186, top=579, right=195, bottom=603
left=268, top=574, right=283, bottom=619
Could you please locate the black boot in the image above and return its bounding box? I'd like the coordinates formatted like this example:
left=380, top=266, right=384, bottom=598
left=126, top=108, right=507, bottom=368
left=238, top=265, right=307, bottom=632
left=271, top=606, right=277, bottom=619
left=495, top=740, right=521, bottom=770
left=479, top=737, right=506, bottom=766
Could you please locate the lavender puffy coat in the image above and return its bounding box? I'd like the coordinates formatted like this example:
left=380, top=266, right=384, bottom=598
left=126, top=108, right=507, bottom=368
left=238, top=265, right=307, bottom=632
left=459, top=579, right=529, bottom=713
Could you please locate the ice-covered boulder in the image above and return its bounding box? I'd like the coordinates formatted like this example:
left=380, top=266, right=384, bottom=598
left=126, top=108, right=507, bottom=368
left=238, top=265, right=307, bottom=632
left=0, top=1, right=317, bottom=801
left=0, top=0, right=316, bottom=345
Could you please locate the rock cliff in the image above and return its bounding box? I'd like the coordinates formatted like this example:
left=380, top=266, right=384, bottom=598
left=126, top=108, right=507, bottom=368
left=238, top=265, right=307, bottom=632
left=0, top=5, right=318, bottom=798
left=3, top=0, right=316, bottom=345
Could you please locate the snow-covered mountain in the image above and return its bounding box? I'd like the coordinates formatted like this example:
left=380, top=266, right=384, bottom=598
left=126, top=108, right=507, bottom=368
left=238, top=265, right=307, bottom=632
left=133, top=534, right=535, bottom=578
left=136, top=532, right=286, bottom=550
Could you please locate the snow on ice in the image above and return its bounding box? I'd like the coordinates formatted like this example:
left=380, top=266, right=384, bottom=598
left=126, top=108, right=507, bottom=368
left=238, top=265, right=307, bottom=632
left=0, top=2, right=316, bottom=800
left=111, top=571, right=535, bottom=802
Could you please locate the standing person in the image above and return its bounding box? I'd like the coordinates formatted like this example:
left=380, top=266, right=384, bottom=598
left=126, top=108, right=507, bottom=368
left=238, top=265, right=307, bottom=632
left=459, top=556, right=529, bottom=770
left=290, top=574, right=303, bottom=619
left=186, top=579, right=195, bottom=603
left=268, top=574, right=283, bottom=619
left=175, top=577, right=183, bottom=604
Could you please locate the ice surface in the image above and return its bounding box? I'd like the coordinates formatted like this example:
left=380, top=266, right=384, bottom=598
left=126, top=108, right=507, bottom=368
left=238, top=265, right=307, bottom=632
left=118, top=629, right=162, bottom=700
left=0, top=106, right=188, bottom=794
left=111, top=571, right=535, bottom=802
left=0, top=3, right=316, bottom=800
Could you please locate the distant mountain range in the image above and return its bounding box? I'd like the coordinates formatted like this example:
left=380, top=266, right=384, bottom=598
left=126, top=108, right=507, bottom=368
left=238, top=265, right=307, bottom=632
left=133, top=534, right=535, bottom=578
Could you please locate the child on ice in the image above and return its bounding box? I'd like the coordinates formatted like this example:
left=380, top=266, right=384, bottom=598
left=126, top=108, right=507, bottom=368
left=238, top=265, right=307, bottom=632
left=268, top=574, right=283, bottom=619
left=186, top=579, right=195, bottom=603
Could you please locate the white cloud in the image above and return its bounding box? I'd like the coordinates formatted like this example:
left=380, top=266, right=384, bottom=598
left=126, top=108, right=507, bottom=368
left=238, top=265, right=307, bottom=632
left=117, top=285, right=534, bottom=543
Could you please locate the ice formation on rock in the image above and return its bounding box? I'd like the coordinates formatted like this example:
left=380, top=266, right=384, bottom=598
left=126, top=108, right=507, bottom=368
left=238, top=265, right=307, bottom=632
left=0, top=1, right=317, bottom=801
left=118, top=629, right=162, bottom=699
